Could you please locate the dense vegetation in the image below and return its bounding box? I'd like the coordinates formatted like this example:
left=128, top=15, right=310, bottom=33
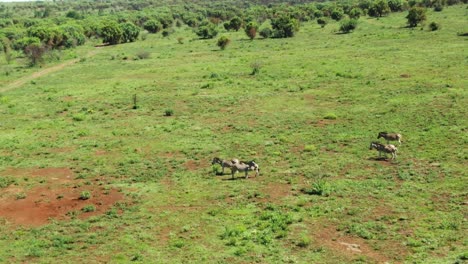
left=0, top=0, right=467, bottom=263
left=1, top=0, right=466, bottom=66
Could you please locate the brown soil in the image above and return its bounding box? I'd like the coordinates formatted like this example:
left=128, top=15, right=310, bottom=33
left=0, top=167, right=124, bottom=227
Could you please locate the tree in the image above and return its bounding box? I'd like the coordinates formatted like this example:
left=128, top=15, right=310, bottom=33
left=244, top=21, right=258, bottom=40
left=348, top=8, right=362, bottom=19
left=271, top=15, right=299, bottom=38
left=217, top=36, right=231, bottom=50
left=143, top=19, right=162, bottom=33
left=331, top=8, right=344, bottom=21
left=317, top=18, right=328, bottom=28
left=24, top=43, right=46, bottom=66
left=195, top=21, right=218, bottom=39
left=259, top=27, right=272, bottom=38
left=225, top=16, right=242, bottom=31
left=368, top=0, right=391, bottom=17
left=406, top=7, right=426, bottom=27
left=388, top=0, right=405, bottom=12
left=60, top=24, right=86, bottom=48
left=121, top=22, right=140, bottom=43
left=100, top=21, right=123, bottom=45
left=339, top=19, right=358, bottom=33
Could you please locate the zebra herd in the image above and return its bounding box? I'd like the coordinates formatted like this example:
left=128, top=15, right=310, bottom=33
left=369, top=132, right=402, bottom=160
left=212, top=131, right=402, bottom=179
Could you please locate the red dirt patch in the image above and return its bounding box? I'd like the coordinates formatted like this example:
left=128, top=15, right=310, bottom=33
left=0, top=167, right=124, bottom=227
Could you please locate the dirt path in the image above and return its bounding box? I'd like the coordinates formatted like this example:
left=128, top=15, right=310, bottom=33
left=0, top=48, right=100, bottom=93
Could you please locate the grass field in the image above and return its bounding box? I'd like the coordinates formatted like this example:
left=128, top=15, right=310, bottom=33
left=0, top=5, right=467, bottom=263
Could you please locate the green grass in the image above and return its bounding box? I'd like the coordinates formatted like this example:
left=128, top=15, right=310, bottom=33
left=0, top=5, right=467, bottom=263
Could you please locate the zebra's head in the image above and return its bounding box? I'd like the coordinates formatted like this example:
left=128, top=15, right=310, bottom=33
left=211, top=157, right=221, bottom=165
left=377, top=132, right=387, bottom=139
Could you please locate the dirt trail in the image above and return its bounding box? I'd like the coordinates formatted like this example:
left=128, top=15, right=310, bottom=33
left=0, top=48, right=100, bottom=93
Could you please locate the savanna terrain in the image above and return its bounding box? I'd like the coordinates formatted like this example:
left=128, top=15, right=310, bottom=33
left=0, top=2, right=467, bottom=263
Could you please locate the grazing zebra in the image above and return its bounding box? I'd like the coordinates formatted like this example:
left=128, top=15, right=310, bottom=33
left=369, top=142, right=398, bottom=160
left=211, top=157, right=238, bottom=175
left=230, top=160, right=259, bottom=179
left=377, top=132, right=402, bottom=145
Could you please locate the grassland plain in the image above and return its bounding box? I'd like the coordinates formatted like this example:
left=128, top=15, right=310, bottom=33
left=0, top=5, right=467, bottom=264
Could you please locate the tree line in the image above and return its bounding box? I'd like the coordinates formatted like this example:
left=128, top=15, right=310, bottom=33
left=0, top=0, right=465, bottom=65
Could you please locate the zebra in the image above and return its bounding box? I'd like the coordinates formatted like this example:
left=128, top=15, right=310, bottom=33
left=211, top=157, right=239, bottom=175
left=230, top=160, right=259, bottom=179
left=377, top=132, right=402, bottom=145
left=369, top=142, right=398, bottom=160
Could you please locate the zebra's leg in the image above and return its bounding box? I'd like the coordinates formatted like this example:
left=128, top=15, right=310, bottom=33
left=245, top=171, right=249, bottom=179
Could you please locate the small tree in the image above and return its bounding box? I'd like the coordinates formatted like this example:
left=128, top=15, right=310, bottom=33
left=348, top=8, right=362, bottom=19
left=406, top=7, right=427, bottom=27
left=121, top=22, right=140, bottom=43
left=195, top=21, right=218, bottom=39
left=271, top=15, right=299, bottom=38
left=226, top=17, right=242, bottom=31
left=331, top=8, right=344, bottom=21
left=244, top=22, right=258, bottom=40
left=100, top=21, right=123, bottom=45
left=24, top=43, right=46, bottom=66
left=217, top=36, right=231, bottom=50
left=339, top=19, right=358, bottom=33
left=143, top=19, right=162, bottom=33
left=317, top=18, right=328, bottom=28
left=368, top=0, right=391, bottom=17
left=429, top=22, right=440, bottom=31
left=259, top=27, right=272, bottom=38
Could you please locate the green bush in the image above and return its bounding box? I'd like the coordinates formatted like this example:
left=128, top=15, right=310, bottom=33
left=429, top=22, right=441, bottom=31
left=301, top=180, right=332, bottom=196
left=217, top=36, right=231, bottom=50
left=259, top=27, right=272, bottom=38
left=79, top=190, right=91, bottom=200
left=164, top=109, right=174, bottom=116
left=339, top=19, right=358, bottom=34
left=82, top=204, right=96, bottom=212
left=406, top=7, right=427, bottom=28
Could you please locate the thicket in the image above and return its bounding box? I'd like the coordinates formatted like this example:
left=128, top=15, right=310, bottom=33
left=0, top=0, right=465, bottom=66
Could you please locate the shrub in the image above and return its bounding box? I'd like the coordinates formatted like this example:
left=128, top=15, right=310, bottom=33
left=271, top=16, right=299, bottom=38
left=324, top=113, right=337, bottom=120
left=16, top=193, right=27, bottom=200
left=217, top=36, right=231, bottom=50
left=244, top=21, right=258, bottom=40
left=317, top=18, right=328, bottom=28
left=406, top=7, right=427, bottom=27
left=79, top=190, right=91, bottom=200
left=177, top=37, right=184, bottom=44
left=82, top=205, right=96, bottom=212
left=429, top=22, right=441, bottom=31
left=250, top=61, right=263, bottom=75
left=195, top=21, right=218, bottom=39
left=164, top=109, right=174, bottom=116
left=339, top=19, right=358, bottom=34
left=259, top=27, right=272, bottom=38
left=24, top=43, right=46, bottom=66
left=143, top=19, right=162, bottom=33
left=161, top=29, right=171, bottom=37
left=296, top=233, right=311, bottom=248
left=301, top=180, right=332, bottom=196
left=331, top=8, right=344, bottom=21
left=136, top=50, right=150, bottom=59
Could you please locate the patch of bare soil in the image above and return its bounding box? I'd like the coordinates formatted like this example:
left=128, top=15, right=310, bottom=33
left=313, top=224, right=406, bottom=263
left=0, top=167, right=124, bottom=227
